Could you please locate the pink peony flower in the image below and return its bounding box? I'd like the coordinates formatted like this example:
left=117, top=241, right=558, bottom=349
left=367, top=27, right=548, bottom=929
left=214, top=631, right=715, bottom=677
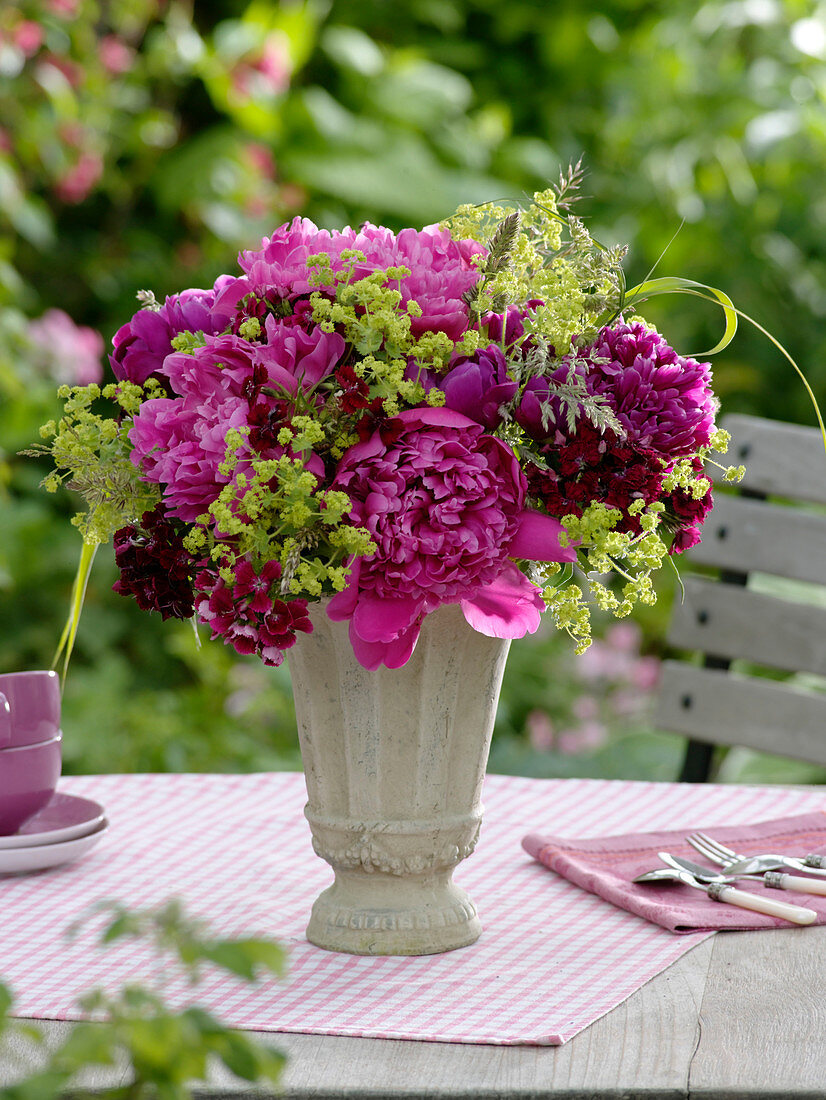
left=130, top=330, right=331, bottom=522
left=327, top=407, right=576, bottom=669
left=129, top=396, right=252, bottom=522
left=258, top=315, right=345, bottom=390
left=229, top=217, right=486, bottom=341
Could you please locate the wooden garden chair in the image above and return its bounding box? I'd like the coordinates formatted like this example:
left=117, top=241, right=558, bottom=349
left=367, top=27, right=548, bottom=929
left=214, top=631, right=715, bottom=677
left=653, top=413, right=826, bottom=781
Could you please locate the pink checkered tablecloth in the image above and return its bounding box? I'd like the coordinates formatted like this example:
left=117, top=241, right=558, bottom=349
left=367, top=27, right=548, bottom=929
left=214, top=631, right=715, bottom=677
left=2, top=772, right=824, bottom=1045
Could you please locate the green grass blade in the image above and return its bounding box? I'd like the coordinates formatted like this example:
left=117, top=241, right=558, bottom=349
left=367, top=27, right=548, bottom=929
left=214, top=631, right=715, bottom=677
left=52, top=540, right=98, bottom=688
left=626, top=278, right=826, bottom=453
left=624, top=276, right=738, bottom=355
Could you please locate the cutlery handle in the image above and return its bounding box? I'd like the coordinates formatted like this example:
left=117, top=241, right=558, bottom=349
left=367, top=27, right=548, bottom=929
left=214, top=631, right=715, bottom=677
left=713, top=884, right=817, bottom=924
left=764, top=872, right=826, bottom=897
left=803, top=854, right=826, bottom=869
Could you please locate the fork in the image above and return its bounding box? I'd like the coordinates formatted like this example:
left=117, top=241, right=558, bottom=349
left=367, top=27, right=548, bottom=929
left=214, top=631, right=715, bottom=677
left=687, top=832, right=826, bottom=895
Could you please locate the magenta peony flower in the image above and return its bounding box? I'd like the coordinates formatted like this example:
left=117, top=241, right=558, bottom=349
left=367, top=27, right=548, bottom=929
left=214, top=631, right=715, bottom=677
left=110, top=282, right=234, bottom=385
left=129, top=396, right=252, bottom=522
left=586, top=320, right=716, bottom=458
left=482, top=300, right=542, bottom=349
left=439, top=344, right=518, bottom=429
left=515, top=362, right=592, bottom=442
left=327, top=407, right=576, bottom=670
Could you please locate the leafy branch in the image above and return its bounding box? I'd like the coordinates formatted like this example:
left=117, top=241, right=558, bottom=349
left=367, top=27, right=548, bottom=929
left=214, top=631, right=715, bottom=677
left=0, top=900, right=287, bottom=1100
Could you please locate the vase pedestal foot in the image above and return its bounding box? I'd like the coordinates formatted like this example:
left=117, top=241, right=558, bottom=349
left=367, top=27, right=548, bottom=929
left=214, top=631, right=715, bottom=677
left=305, top=869, right=482, bottom=956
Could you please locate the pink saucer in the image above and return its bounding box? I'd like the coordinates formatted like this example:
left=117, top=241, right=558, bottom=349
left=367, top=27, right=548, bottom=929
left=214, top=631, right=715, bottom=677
left=0, top=792, right=106, bottom=849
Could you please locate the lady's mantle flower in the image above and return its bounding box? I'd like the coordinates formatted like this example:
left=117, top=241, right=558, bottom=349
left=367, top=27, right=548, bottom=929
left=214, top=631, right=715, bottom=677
left=195, top=559, right=312, bottom=666
left=665, top=457, right=714, bottom=554
left=328, top=407, right=576, bottom=670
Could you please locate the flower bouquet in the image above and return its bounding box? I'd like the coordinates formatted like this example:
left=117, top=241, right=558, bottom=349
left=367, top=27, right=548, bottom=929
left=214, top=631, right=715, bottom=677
left=39, top=175, right=824, bottom=954
left=40, top=178, right=748, bottom=675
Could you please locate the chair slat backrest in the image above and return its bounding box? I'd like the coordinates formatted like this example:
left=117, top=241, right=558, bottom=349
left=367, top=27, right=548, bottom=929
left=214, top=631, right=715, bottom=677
left=653, top=413, right=826, bottom=772
left=667, top=576, right=826, bottom=677
left=721, top=413, right=826, bottom=504
left=656, top=663, right=826, bottom=765
left=685, top=495, right=826, bottom=583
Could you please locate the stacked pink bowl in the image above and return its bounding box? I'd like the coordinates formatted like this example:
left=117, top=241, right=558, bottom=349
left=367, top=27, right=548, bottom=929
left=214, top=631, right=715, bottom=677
left=0, top=670, right=62, bottom=835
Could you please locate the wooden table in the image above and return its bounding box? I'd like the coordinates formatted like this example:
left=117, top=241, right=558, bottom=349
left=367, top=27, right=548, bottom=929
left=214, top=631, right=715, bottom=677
left=6, top=924, right=825, bottom=1098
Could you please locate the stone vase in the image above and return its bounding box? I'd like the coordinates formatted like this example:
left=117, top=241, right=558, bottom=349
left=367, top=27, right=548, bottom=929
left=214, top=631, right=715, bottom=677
left=288, top=600, right=511, bottom=956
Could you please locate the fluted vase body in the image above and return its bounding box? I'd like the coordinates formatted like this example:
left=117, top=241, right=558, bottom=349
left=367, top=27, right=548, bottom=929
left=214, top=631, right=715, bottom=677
left=288, top=600, right=511, bottom=955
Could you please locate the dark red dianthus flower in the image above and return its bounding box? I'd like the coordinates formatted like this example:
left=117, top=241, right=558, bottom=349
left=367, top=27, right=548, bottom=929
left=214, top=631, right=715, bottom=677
left=112, top=506, right=197, bottom=619
left=526, top=423, right=665, bottom=535
left=194, top=558, right=313, bottom=665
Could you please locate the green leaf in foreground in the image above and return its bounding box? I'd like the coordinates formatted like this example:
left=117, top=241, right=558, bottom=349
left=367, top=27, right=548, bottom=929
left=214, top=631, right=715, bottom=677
left=1, top=901, right=287, bottom=1100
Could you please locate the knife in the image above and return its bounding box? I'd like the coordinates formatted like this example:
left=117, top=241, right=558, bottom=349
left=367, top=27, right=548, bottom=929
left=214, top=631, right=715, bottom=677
left=667, top=853, right=826, bottom=898
left=653, top=853, right=817, bottom=924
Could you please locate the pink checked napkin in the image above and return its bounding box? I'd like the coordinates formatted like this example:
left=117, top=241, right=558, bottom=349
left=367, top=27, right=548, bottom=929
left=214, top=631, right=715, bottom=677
left=523, top=810, right=826, bottom=933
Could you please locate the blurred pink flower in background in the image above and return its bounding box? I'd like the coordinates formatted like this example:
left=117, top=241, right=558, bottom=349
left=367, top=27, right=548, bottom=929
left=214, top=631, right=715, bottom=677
left=631, top=655, right=660, bottom=692
left=609, top=689, right=645, bottom=718
left=557, top=720, right=608, bottom=756
left=54, top=151, right=104, bottom=203
left=526, top=709, right=555, bottom=751
left=98, top=35, right=135, bottom=75
left=46, top=0, right=80, bottom=16
left=13, top=21, right=44, bottom=57
left=605, top=621, right=642, bottom=652
left=576, top=622, right=650, bottom=683
left=230, top=34, right=291, bottom=101
left=244, top=142, right=277, bottom=178
left=526, top=617, right=660, bottom=759
left=28, top=309, right=104, bottom=385
left=572, top=695, right=600, bottom=721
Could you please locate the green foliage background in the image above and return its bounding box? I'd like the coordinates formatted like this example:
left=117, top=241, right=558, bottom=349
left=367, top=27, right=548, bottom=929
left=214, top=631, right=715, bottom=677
left=2, top=0, right=824, bottom=779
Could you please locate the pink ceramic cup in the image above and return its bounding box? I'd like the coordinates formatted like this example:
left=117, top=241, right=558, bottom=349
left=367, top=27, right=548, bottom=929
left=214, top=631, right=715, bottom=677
left=0, top=670, right=61, bottom=748
left=0, top=733, right=62, bottom=834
